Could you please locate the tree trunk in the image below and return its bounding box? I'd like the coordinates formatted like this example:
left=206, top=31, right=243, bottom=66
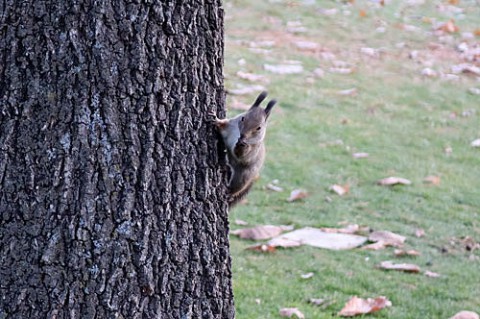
left=0, top=1, right=232, bottom=318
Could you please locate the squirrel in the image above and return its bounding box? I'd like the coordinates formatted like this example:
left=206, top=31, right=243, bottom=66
left=210, top=91, right=276, bottom=207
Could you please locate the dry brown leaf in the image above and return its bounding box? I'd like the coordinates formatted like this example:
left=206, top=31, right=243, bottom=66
left=321, top=224, right=359, bottom=234
left=264, top=64, right=303, bottom=74
left=236, top=71, right=268, bottom=83
left=359, top=9, right=367, bottom=18
left=379, top=261, right=421, bottom=273
left=369, top=231, right=406, bottom=246
left=279, top=307, right=305, bottom=319
left=330, top=184, right=349, bottom=196
left=338, top=296, right=391, bottom=317
left=246, top=243, right=277, bottom=253
left=424, top=270, right=441, bottom=278
left=338, top=88, right=358, bottom=96
left=471, top=139, right=480, bottom=147
left=423, top=175, right=441, bottom=185
left=352, top=152, right=369, bottom=159
left=394, top=249, right=421, bottom=257
left=268, top=236, right=303, bottom=248
left=362, top=241, right=389, bottom=250
left=438, top=19, right=459, bottom=33
left=377, top=176, right=411, bottom=186
left=229, top=85, right=266, bottom=96
left=231, top=225, right=294, bottom=240
left=300, top=272, right=314, bottom=279
left=475, top=29, right=480, bottom=37
left=329, top=67, right=355, bottom=74
left=449, top=311, right=480, bottom=319
left=235, top=219, right=249, bottom=226
left=448, top=0, right=459, bottom=4
left=415, top=228, right=425, bottom=237
left=287, top=189, right=309, bottom=202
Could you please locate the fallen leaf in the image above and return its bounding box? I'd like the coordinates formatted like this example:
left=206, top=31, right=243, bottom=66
left=352, top=152, right=369, bottom=159
left=377, top=176, right=411, bottom=186
left=363, top=230, right=406, bottom=250
left=424, top=270, right=441, bottom=278
left=231, top=225, right=294, bottom=240
left=338, top=88, right=358, bottom=96
left=475, top=29, right=480, bottom=37
left=378, top=261, right=421, bottom=273
left=359, top=9, right=367, bottom=18
left=394, top=249, right=421, bottom=257
left=235, top=219, right=249, bottom=226
left=271, top=227, right=367, bottom=250
left=421, top=68, right=437, bottom=77
left=279, top=307, right=305, bottom=319
left=449, top=311, right=480, bottom=319
left=321, top=224, right=359, bottom=234
left=469, top=88, right=480, bottom=95
left=294, top=41, right=319, bottom=51
left=438, top=19, right=459, bottom=33
left=360, top=47, right=380, bottom=58
left=287, top=189, right=309, bottom=202
left=268, top=236, right=303, bottom=248
left=310, top=298, right=335, bottom=308
left=300, top=272, right=314, bottom=279
left=236, top=71, right=268, bottom=83
left=246, top=243, right=277, bottom=253
left=423, top=176, right=440, bottom=185
left=264, top=64, right=304, bottom=74
left=229, top=85, right=266, bottom=95
left=329, top=67, right=355, bottom=74
left=451, top=63, right=480, bottom=76
left=471, top=139, right=480, bottom=147
left=415, top=228, right=426, bottom=237
left=338, top=296, right=391, bottom=317
left=330, top=184, right=349, bottom=196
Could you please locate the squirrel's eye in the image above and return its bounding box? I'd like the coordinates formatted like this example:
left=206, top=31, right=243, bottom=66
left=241, top=117, right=245, bottom=122
left=256, top=126, right=261, bottom=131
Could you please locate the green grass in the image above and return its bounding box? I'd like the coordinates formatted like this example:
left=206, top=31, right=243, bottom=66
left=224, top=0, right=480, bottom=318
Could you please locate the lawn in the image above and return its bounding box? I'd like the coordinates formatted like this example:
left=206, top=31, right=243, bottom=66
left=223, top=0, right=480, bottom=318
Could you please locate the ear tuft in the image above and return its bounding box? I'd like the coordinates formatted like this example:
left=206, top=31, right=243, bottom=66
left=251, top=91, right=268, bottom=108
left=265, top=99, right=276, bottom=118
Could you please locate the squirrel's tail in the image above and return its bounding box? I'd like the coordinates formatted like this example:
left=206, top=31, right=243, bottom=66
left=228, top=181, right=254, bottom=208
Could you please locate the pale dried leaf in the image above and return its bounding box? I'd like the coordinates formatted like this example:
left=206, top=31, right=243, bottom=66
left=236, top=71, right=268, bottom=83
left=330, top=184, right=349, bottom=196
left=271, top=227, right=367, bottom=250
left=377, top=176, right=411, bottom=186
left=279, top=307, right=305, bottom=319
left=338, top=296, right=392, bottom=317
left=329, top=67, right=354, bottom=74
left=231, top=225, right=294, bottom=240
left=338, top=88, right=358, bottom=96
left=424, top=270, right=441, bottom=278
left=266, top=183, right=283, bottom=192
left=423, top=176, right=440, bottom=185
left=362, top=241, right=389, bottom=250
left=268, top=236, right=303, bottom=248
left=369, top=231, right=406, bottom=247
left=321, top=224, right=359, bottom=234
left=415, top=228, right=426, bottom=237
left=246, top=243, right=276, bottom=253
left=394, top=249, right=421, bottom=257
left=294, top=41, right=319, bottom=51
left=379, top=261, right=421, bottom=273
left=471, top=139, right=480, bottom=147
left=235, top=219, right=249, bottom=226
left=287, top=189, right=309, bottom=202
left=352, top=152, right=369, bottom=159
left=300, top=272, right=314, bottom=279
left=449, top=311, right=479, bottom=319
left=264, top=64, right=304, bottom=74
left=229, top=85, right=266, bottom=96
left=313, top=68, right=325, bottom=78
left=309, top=298, right=326, bottom=305
left=360, top=47, right=380, bottom=58
left=469, top=88, right=480, bottom=95
left=422, top=68, right=437, bottom=77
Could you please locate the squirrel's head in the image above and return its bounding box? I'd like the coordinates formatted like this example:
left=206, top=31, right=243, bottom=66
left=237, top=91, right=276, bottom=146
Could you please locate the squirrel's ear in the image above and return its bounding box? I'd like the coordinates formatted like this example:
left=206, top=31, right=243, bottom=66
left=251, top=91, right=268, bottom=108
left=265, top=99, right=276, bottom=118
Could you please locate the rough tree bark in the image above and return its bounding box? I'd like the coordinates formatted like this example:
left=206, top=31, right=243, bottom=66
left=0, top=1, right=233, bottom=318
